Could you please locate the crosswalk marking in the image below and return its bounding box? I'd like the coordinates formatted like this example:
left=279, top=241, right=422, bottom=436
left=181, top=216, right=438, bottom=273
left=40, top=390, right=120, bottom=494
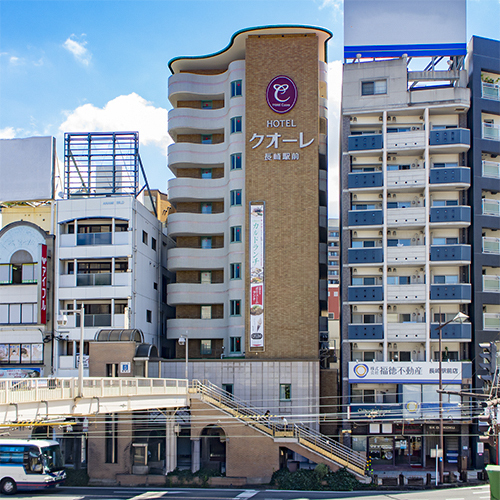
left=235, top=491, right=259, bottom=499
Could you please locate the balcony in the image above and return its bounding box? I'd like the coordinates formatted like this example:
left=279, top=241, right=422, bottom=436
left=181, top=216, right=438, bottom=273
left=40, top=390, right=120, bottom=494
left=167, top=212, right=228, bottom=237
left=167, top=177, right=229, bottom=202
left=348, top=210, right=383, bottom=227
left=76, top=273, right=112, bottom=287
left=77, top=232, right=112, bottom=246
left=430, top=322, right=472, bottom=340
left=348, top=172, right=383, bottom=189
left=387, top=207, right=426, bottom=227
left=387, top=284, right=426, bottom=303
left=166, top=318, right=229, bottom=339
left=483, top=123, right=500, bottom=141
left=387, top=169, right=425, bottom=189
left=483, top=237, right=500, bottom=254
left=167, top=283, right=227, bottom=306
left=167, top=142, right=228, bottom=170
left=75, top=314, right=112, bottom=328
left=387, top=245, right=425, bottom=265
left=348, top=286, right=383, bottom=302
left=167, top=246, right=227, bottom=271
left=430, top=284, right=471, bottom=301
left=484, top=313, right=500, bottom=331
left=483, top=199, right=500, bottom=217
left=0, top=263, right=37, bottom=285
left=483, top=160, right=500, bottom=179
left=348, top=247, right=383, bottom=264
left=386, top=130, right=425, bottom=151
left=168, top=107, right=227, bottom=140
left=482, top=82, right=500, bottom=101
left=429, top=128, right=470, bottom=152
left=430, top=206, right=471, bottom=225
left=348, top=324, right=384, bottom=340
left=430, top=245, right=471, bottom=263
left=484, top=275, right=500, bottom=293
left=348, top=134, right=383, bottom=151
left=429, top=167, right=470, bottom=186
left=387, top=322, right=426, bottom=340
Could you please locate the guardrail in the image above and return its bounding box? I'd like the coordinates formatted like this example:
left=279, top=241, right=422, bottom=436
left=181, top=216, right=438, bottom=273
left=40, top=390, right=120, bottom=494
left=191, top=379, right=366, bottom=476
left=0, top=377, right=188, bottom=405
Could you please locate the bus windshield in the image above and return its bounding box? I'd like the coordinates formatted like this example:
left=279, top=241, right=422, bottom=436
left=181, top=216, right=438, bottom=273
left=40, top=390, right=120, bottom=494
left=40, top=445, right=64, bottom=472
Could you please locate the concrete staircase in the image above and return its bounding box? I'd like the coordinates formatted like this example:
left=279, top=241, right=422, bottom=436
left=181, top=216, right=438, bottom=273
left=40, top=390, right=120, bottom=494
left=190, top=379, right=366, bottom=477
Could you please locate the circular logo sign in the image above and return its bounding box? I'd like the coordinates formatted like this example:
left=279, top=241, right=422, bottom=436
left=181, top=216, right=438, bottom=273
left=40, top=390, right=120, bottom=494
left=266, top=75, right=298, bottom=114
left=354, top=363, right=369, bottom=378
left=405, top=401, right=419, bottom=413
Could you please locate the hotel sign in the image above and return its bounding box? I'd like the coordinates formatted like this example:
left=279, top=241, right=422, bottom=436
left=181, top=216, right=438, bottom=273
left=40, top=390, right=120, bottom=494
left=349, top=361, right=462, bottom=384
left=249, top=204, right=264, bottom=348
left=266, top=75, right=297, bottom=114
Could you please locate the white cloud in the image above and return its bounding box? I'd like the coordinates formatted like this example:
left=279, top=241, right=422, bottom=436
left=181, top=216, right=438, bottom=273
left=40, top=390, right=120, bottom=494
left=9, top=56, right=22, bottom=65
left=327, top=60, right=343, bottom=218
left=63, top=35, right=91, bottom=66
left=0, top=127, right=18, bottom=139
left=59, top=93, right=172, bottom=153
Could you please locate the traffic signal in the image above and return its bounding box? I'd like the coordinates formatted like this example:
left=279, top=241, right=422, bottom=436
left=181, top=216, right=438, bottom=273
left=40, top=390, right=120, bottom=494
left=478, top=342, right=498, bottom=383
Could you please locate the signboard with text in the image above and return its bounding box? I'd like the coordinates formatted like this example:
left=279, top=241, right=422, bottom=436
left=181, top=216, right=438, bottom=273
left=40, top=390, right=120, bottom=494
left=39, top=244, right=47, bottom=324
left=249, top=204, right=264, bottom=348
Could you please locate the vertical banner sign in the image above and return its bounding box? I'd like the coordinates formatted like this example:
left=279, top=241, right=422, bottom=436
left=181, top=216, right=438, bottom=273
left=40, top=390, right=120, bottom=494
left=250, top=204, right=264, bottom=348
left=39, top=244, right=47, bottom=324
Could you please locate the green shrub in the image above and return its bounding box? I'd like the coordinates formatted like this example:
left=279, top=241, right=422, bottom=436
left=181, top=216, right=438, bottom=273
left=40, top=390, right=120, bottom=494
left=314, top=463, right=329, bottom=480
left=325, top=468, right=360, bottom=491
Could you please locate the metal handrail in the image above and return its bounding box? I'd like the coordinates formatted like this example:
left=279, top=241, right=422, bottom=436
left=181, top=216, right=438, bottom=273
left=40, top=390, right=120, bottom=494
left=191, top=379, right=367, bottom=474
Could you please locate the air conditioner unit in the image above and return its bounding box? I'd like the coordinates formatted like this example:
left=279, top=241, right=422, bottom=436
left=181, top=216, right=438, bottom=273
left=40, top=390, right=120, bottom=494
left=388, top=267, right=392, bottom=272
left=379, top=231, right=383, bottom=236
left=393, top=231, right=397, bottom=236
left=379, top=116, right=383, bottom=121
left=353, top=157, right=357, bottom=162
left=379, top=157, right=383, bottom=162
left=412, top=238, right=416, bottom=242
left=393, top=306, right=397, bottom=311
left=393, top=268, right=397, bottom=272
left=379, top=268, right=383, bottom=272
left=412, top=275, right=417, bottom=280
left=411, top=200, right=417, bottom=206
left=419, top=116, right=424, bottom=120
left=420, top=268, right=424, bottom=272
left=379, top=305, right=384, bottom=310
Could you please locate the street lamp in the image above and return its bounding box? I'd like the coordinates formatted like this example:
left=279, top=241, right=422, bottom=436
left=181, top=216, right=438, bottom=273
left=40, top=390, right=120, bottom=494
left=178, top=335, right=188, bottom=380
left=59, top=306, right=85, bottom=397
left=435, top=310, right=469, bottom=484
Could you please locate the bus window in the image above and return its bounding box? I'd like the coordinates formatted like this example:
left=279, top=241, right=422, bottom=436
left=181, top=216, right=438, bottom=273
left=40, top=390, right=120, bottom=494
left=25, top=447, right=43, bottom=473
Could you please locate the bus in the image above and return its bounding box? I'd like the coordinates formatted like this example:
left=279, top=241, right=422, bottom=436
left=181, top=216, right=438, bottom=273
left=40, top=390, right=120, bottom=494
left=0, top=439, right=65, bottom=495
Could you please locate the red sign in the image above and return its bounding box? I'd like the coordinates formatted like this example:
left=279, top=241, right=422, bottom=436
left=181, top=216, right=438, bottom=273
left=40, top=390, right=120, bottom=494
left=40, top=244, right=47, bottom=324
left=252, top=285, right=263, bottom=306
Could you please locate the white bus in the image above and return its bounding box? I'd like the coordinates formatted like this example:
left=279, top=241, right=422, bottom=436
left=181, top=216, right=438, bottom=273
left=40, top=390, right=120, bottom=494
left=0, top=439, right=65, bottom=495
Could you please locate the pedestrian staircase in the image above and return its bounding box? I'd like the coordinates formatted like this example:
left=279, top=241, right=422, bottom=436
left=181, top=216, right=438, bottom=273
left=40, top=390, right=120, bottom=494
left=190, top=379, right=367, bottom=477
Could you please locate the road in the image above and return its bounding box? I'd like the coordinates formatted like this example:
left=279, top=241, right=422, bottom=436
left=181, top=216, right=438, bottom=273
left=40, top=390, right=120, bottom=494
left=10, top=484, right=491, bottom=500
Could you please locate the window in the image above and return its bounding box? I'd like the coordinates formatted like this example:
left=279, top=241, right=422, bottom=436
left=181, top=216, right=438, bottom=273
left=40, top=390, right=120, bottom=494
left=350, top=388, right=375, bottom=404
left=201, top=135, right=212, bottom=144
left=201, top=271, right=212, bottom=284
left=231, top=116, right=242, bottom=134
left=146, top=310, right=152, bottom=323
left=230, top=153, right=242, bottom=170
left=230, top=190, right=242, bottom=206
left=201, top=305, right=212, bottom=319
left=230, top=263, right=241, bottom=280
left=105, top=414, right=118, bottom=464
left=362, top=80, right=387, bottom=96
left=434, top=275, right=459, bottom=284
left=201, top=100, right=212, bottom=109
left=230, top=299, right=241, bottom=316
left=280, top=384, right=291, bottom=401
left=230, top=226, right=242, bottom=243
left=201, top=168, right=212, bottom=178
left=231, top=80, right=242, bottom=97
left=433, top=200, right=458, bottom=207
left=142, top=231, right=148, bottom=245
left=201, top=237, right=212, bottom=249
left=151, top=238, right=157, bottom=251
left=230, top=337, right=241, bottom=353
left=201, top=202, right=212, bottom=214
left=201, top=339, right=212, bottom=355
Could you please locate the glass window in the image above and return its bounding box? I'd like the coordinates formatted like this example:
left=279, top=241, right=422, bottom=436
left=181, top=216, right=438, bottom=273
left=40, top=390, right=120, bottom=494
left=230, top=337, right=241, bottom=353
left=230, top=153, right=242, bottom=170
left=231, top=80, right=242, bottom=97
left=201, top=101, right=212, bottom=109
left=201, top=168, right=212, bottom=179
left=146, top=310, right=152, bottom=323
left=230, top=190, right=242, bottom=206
left=201, top=271, right=211, bottom=284
left=230, top=116, right=242, bottom=134
left=230, top=263, right=241, bottom=280
left=230, top=226, right=242, bottom=243
left=151, top=238, right=156, bottom=251
left=201, top=339, right=212, bottom=354
left=279, top=384, right=291, bottom=401
left=432, top=237, right=446, bottom=245
left=142, top=231, right=148, bottom=245
left=362, top=80, right=387, bottom=96
left=201, top=135, right=212, bottom=144
left=201, top=237, right=212, bottom=249
left=201, top=203, right=212, bottom=214
left=230, top=299, right=241, bottom=316
left=201, top=306, right=212, bottom=319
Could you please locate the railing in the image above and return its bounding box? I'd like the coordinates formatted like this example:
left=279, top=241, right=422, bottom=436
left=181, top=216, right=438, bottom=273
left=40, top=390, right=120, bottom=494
left=75, top=314, right=112, bottom=327
left=483, top=199, right=500, bottom=217
left=77, top=232, right=112, bottom=246
left=483, top=160, right=500, bottom=179
left=483, top=237, right=500, bottom=254
left=191, top=380, right=367, bottom=476
left=0, top=377, right=188, bottom=405
left=484, top=313, right=500, bottom=331
left=483, top=123, right=500, bottom=141
left=484, top=276, right=500, bottom=293
left=482, top=82, right=500, bottom=101
left=76, top=273, right=112, bottom=286
left=0, top=263, right=37, bottom=285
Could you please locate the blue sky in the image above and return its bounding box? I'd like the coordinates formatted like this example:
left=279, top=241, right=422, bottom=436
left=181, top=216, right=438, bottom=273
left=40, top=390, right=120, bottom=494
left=1, top=0, right=499, bottom=215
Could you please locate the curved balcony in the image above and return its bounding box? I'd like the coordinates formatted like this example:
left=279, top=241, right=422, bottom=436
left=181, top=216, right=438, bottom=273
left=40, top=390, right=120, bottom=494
left=387, top=322, right=426, bottom=340
left=387, top=284, right=426, bottom=303
left=429, top=128, right=470, bottom=153
left=166, top=318, right=233, bottom=340
left=168, top=177, right=236, bottom=202
left=168, top=142, right=229, bottom=170
left=167, top=247, right=229, bottom=271
left=168, top=212, right=230, bottom=237
left=430, top=322, right=471, bottom=340
left=430, top=284, right=471, bottom=302
left=387, top=245, right=425, bottom=265
left=430, top=244, right=471, bottom=264
left=168, top=107, right=230, bottom=139
left=167, top=283, right=228, bottom=306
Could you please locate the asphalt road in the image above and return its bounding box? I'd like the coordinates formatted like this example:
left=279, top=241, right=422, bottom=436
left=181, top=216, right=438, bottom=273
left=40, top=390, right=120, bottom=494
left=8, top=484, right=491, bottom=500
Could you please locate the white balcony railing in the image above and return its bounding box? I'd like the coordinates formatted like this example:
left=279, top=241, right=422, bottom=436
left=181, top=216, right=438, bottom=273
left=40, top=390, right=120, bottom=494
left=483, top=160, right=500, bottom=179
left=483, top=123, right=500, bottom=141
left=483, top=199, right=500, bottom=217
left=482, top=82, right=500, bottom=101
left=484, top=276, right=500, bottom=293
left=484, top=313, right=500, bottom=331
left=483, top=237, right=500, bottom=254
